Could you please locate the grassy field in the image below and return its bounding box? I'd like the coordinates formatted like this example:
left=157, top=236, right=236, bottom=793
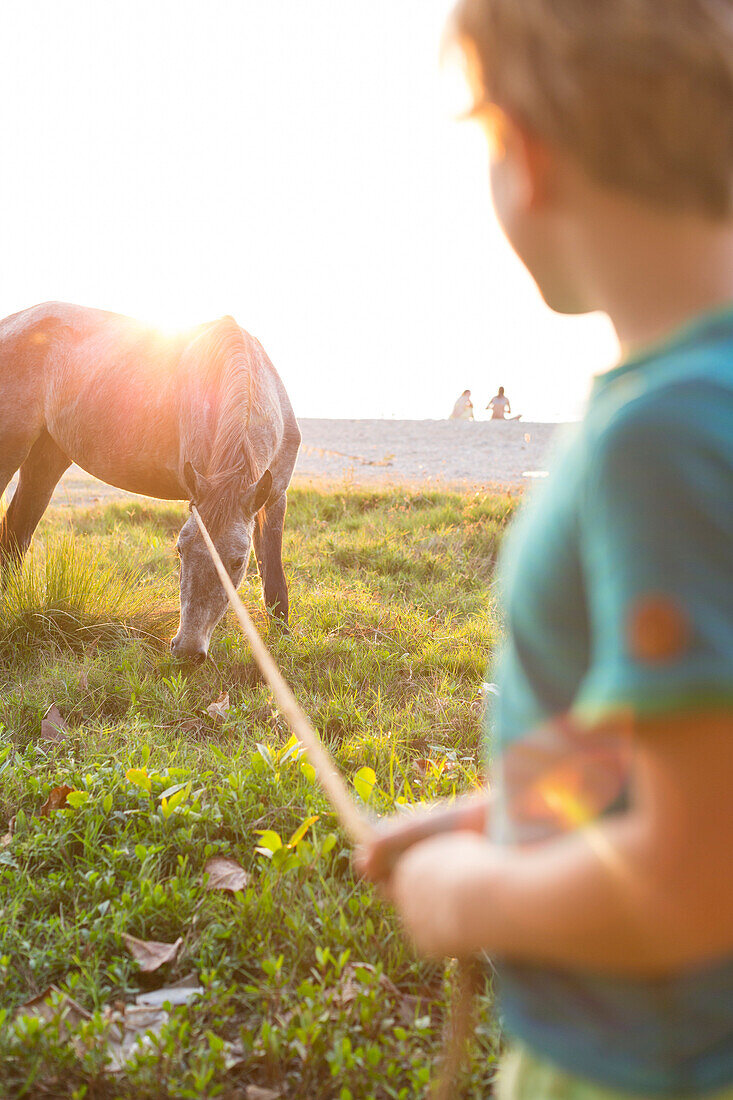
left=0, top=483, right=515, bottom=1099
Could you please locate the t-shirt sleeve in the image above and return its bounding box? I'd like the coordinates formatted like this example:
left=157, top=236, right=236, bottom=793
left=576, top=399, right=733, bottom=719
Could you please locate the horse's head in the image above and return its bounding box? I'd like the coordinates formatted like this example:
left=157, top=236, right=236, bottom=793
left=171, top=462, right=272, bottom=661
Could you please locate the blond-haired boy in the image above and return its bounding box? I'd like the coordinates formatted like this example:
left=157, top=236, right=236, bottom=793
left=360, top=2, right=733, bottom=1096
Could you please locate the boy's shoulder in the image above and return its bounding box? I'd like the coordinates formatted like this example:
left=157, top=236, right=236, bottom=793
left=592, top=339, right=733, bottom=441
left=581, top=338, right=733, bottom=501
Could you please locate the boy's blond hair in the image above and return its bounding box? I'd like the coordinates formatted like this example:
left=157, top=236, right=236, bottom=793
left=449, top=0, right=733, bottom=218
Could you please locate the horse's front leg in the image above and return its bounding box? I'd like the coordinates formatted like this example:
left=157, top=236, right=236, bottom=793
left=1, top=432, right=71, bottom=564
left=253, top=492, right=289, bottom=623
left=0, top=436, right=37, bottom=568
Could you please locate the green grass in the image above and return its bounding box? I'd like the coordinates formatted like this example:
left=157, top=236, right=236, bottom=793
left=0, top=483, right=514, bottom=1099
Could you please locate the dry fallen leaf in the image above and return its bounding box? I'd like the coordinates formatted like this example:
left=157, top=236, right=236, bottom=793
left=218, top=1037, right=247, bottom=1071
left=135, top=973, right=203, bottom=1007
left=103, top=976, right=203, bottom=1071
left=40, top=784, right=74, bottom=817
left=122, top=934, right=183, bottom=973
left=335, top=962, right=424, bottom=1028
left=246, top=1088, right=281, bottom=1100
left=104, top=1003, right=170, bottom=1072
left=1, top=816, right=15, bottom=847
left=40, top=703, right=69, bottom=743
left=203, top=856, right=249, bottom=893
left=206, top=691, right=230, bottom=723
left=16, top=985, right=90, bottom=1039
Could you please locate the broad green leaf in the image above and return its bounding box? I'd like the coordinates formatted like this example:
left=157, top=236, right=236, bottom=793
left=65, top=790, right=90, bottom=808
left=287, top=814, right=319, bottom=848
left=126, top=768, right=151, bottom=793
left=163, top=767, right=191, bottom=781
left=300, top=761, right=316, bottom=784
left=321, top=833, right=337, bottom=855
left=254, top=829, right=282, bottom=854
left=161, top=781, right=193, bottom=820
left=0, top=746, right=14, bottom=779
left=164, top=783, right=191, bottom=811
left=255, top=743, right=275, bottom=772
left=353, top=766, right=376, bottom=803
left=280, top=738, right=303, bottom=766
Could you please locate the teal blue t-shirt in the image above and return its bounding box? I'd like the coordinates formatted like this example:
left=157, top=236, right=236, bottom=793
left=489, top=306, right=733, bottom=1094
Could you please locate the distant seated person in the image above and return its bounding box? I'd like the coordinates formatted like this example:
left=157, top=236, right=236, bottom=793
left=450, top=388, right=474, bottom=420
left=487, top=385, right=522, bottom=420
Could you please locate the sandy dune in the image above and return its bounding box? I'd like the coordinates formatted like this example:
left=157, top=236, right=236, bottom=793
left=12, top=419, right=569, bottom=510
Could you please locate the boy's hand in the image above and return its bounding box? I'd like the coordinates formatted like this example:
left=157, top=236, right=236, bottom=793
left=355, top=792, right=490, bottom=884
left=355, top=812, right=438, bottom=884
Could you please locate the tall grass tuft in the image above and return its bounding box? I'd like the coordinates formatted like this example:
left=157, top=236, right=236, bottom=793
left=0, top=536, right=175, bottom=659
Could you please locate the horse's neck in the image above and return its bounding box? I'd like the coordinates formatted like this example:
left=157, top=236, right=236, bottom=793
left=176, top=367, right=222, bottom=475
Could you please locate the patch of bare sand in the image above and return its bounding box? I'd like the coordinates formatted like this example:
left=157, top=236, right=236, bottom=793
left=14, top=419, right=569, bottom=510
left=297, top=419, right=566, bottom=490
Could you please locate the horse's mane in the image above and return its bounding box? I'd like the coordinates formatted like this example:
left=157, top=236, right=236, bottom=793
left=187, top=316, right=268, bottom=530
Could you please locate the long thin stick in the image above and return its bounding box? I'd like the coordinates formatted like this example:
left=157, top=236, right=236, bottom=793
left=191, top=503, right=478, bottom=1097
left=432, top=956, right=483, bottom=1100
left=191, top=505, right=373, bottom=848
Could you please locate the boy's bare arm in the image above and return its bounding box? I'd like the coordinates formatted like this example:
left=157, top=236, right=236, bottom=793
left=384, top=710, right=733, bottom=977
left=356, top=789, right=491, bottom=881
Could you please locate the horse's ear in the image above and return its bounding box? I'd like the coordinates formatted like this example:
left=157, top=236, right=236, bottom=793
left=242, top=469, right=273, bottom=516
left=183, top=461, right=209, bottom=504
left=254, top=469, right=273, bottom=511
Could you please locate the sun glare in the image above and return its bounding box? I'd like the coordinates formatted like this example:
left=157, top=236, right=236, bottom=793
left=0, top=0, right=619, bottom=422
left=439, top=37, right=477, bottom=121
left=539, top=779, right=631, bottom=880
left=137, top=309, right=201, bottom=338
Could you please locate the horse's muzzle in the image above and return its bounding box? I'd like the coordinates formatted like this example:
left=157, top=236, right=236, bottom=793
left=170, top=637, right=207, bottom=663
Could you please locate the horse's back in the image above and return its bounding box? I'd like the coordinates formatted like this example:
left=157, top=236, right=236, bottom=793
left=0, top=302, right=300, bottom=495
left=0, top=302, right=137, bottom=389
left=0, top=304, right=92, bottom=435
left=0, top=301, right=115, bottom=347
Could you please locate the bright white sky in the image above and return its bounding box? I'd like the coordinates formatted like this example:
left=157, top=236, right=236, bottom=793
left=1, top=0, right=619, bottom=421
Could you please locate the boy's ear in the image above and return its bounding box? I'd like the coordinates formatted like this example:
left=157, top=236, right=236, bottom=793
left=500, top=113, right=553, bottom=210
left=522, top=127, right=553, bottom=209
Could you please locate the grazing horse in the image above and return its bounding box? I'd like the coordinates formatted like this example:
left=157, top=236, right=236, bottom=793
left=0, top=302, right=301, bottom=660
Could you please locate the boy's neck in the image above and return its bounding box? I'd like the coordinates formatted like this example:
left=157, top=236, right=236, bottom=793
left=572, top=193, right=733, bottom=358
